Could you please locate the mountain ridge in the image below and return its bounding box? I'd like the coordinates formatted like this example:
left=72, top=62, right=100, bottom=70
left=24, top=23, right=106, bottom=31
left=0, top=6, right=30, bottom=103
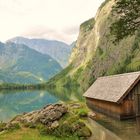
left=8, top=36, right=73, bottom=67
left=0, top=42, right=62, bottom=84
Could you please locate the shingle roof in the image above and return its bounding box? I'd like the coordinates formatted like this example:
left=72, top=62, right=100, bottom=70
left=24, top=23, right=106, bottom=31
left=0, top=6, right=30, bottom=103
left=83, top=71, right=140, bottom=103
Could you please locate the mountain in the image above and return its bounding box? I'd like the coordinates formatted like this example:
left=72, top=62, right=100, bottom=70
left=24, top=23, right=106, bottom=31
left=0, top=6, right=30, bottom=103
left=0, top=42, right=62, bottom=84
left=46, top=0, right=140, bottom=91
left=7, top=37, right=72, bottom=67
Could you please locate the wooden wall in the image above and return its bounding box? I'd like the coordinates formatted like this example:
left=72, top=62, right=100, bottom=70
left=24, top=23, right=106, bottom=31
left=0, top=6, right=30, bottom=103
left=86, top=97, right=136, bottom=120
left=132, top=81, right=140, bottom=117
left=86, top=80, right=140, bottom=120
left=86, top=98, right=122, bottom=119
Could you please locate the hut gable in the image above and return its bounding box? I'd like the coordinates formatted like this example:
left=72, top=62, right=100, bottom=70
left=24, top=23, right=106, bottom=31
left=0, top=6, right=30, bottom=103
left=84, top=72, right=140, bottom=103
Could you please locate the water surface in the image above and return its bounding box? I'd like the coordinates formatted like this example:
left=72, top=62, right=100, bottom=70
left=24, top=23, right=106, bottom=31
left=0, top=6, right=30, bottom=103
left=95, top=113, right=140, bottom=140
left=0, top=89, right=140, bottom=140
left=0, top=90, right=59, bottom=121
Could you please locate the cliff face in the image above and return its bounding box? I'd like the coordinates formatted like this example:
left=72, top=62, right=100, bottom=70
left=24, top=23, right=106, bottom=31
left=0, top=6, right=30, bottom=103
left=47, top=0, right=140, bottom=91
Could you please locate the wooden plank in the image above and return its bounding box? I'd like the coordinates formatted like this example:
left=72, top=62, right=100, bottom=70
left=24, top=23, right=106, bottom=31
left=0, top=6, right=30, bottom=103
left=135, top=94, right=140, bottom=117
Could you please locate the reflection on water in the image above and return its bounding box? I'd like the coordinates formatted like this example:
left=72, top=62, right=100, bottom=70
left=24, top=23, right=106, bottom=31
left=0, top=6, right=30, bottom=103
left=0, top=87, right=84, bottom=122
left=0, top=88, right=140, bottom=140
left=136, top=117, right=140, bottom=134
left=0, top=90, right=59, bottom=122
left=46, top=86, right=84, bottom=101
left=95, top=113, right=140, bottom=140
left=89, top=119, right=121, bottom=140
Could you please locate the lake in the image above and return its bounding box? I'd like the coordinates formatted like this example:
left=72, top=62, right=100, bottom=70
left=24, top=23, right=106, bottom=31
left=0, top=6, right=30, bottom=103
left=94, top=113, right=140, bottom=140
left=0, top=90, right=60, bottom=122
left=0, top=88, right=83, bottom=122
left=0, top=89, right=140, bottom=140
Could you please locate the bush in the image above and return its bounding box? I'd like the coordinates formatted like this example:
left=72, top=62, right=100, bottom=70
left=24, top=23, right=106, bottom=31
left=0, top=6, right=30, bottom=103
left=53, top=122, right=73, bottom=137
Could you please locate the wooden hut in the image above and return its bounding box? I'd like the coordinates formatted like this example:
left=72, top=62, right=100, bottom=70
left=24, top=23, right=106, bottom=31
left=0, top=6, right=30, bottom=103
left=84, top=72, right=140, bottom=120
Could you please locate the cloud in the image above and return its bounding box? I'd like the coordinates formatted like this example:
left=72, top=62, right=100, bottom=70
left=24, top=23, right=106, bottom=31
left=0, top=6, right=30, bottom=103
left=0, top=0, right=104, bottom=43
left=21, top=26, right=78, bottom=44
left=63, top=26, right=79, bottom=35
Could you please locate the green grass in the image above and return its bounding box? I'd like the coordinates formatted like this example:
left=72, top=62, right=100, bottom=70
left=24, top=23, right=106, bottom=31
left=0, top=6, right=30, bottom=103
left=0, top=102, right=91, bottom=140
left=0, top=128, right=78, bottom=140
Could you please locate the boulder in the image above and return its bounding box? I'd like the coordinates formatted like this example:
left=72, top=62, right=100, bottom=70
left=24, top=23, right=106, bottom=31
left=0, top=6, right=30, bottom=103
left=11, top=104, right=68, bottom=127
left=51, top=121, right=59, bottom=129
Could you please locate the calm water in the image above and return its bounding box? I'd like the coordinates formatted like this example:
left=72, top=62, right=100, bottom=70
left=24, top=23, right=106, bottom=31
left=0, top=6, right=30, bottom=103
left=0, top=89, right=140, bottom=140
left=0, top=90, right=59, bottom=121
left=0, top=88, right=83, bottom=122
left=94, top=113, right=140, bottom=140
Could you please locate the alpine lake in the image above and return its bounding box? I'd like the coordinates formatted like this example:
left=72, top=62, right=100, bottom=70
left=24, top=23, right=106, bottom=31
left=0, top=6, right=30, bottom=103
left=0, top=88, right=140, bottom=140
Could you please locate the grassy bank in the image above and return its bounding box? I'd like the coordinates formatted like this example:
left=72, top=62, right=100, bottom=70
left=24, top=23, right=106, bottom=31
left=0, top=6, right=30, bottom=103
left=0, top=128, right=79, bottom=140
left=0, top=102, right=93, bottom=140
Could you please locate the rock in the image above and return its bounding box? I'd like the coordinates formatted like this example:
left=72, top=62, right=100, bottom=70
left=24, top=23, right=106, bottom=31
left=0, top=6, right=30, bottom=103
left=70, top=103, right=81, bottom=109
left=5, top=123, right=20, bottom=130
left=51, top=121, right=59, bottom=129
left=72, top=122, right=85, bottom=131
left=11, top=104, right=68, bottom=127
left=88, top=112, right=96, bottom=119
left=1, top=103, right=92, bottom=139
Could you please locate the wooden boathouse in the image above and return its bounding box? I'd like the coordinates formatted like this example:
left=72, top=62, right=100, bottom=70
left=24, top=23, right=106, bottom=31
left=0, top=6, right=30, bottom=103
left=84, top=71, right=140, bottom=120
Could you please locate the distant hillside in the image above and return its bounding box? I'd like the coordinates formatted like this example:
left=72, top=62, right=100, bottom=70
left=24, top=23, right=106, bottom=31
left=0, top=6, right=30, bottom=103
left=8, top=37, right=73, bottom=67
left=47, top=0, right=140, bottom=91
left=0, top=42, right=62, bottom=84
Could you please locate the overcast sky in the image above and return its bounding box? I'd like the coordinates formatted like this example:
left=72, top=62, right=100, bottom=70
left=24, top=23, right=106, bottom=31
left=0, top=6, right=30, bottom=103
left=0, top=0, right=104, bottom=44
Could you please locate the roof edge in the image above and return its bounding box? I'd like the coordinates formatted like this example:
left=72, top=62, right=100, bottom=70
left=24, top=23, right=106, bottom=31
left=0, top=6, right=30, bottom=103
left=98, top=71, right=140, bottom=79
left=117, top=75, right=140, bottom=104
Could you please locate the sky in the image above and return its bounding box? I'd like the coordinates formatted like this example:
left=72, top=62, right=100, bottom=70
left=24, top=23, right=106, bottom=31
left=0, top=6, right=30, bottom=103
left=0, top=0, right=104, bottom=44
